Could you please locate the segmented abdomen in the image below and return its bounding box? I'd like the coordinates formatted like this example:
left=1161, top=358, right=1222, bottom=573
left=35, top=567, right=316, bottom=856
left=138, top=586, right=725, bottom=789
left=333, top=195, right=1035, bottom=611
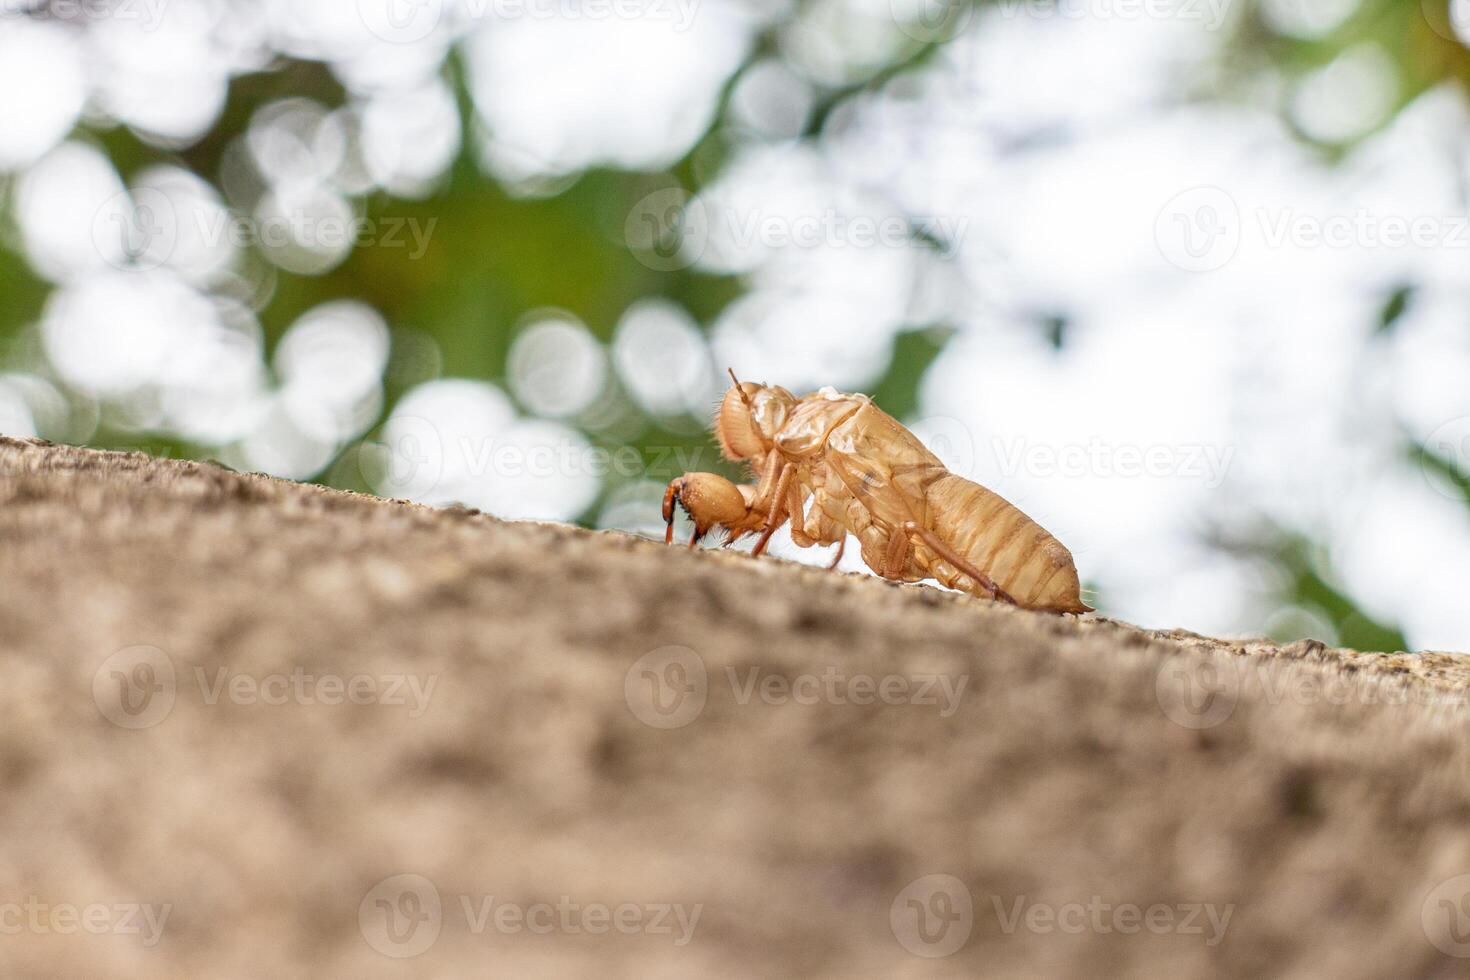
left=923, top=474, right=1089, bottom=613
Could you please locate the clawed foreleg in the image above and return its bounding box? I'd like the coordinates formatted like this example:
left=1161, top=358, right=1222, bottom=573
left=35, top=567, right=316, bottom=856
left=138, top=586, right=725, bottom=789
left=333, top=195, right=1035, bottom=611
left=664, top=466, right=852, bottom=572
left=662, top=473, right=765, bottom=548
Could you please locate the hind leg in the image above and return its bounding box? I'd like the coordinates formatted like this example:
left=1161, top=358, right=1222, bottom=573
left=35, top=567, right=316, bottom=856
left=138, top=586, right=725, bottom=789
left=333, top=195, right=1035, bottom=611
left=901, top=521, right=1017, bottom=606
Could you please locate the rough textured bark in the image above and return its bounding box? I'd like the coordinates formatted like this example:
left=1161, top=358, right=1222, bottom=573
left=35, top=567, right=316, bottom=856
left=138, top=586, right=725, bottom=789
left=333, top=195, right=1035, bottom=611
left=1, top=436, right=1469, bottom=979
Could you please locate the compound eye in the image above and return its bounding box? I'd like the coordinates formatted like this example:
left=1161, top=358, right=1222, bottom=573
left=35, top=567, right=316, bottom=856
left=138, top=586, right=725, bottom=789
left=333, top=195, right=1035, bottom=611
left=716, top=387, right=765, bottom=460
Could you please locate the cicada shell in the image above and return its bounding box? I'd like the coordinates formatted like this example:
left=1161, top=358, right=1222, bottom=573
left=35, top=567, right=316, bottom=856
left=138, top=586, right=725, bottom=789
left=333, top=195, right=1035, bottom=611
left=662, top=376, right=1091, bottom=614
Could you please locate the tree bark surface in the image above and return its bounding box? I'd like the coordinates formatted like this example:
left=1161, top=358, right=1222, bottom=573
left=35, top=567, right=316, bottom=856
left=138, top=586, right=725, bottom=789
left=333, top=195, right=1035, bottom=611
left=2, top=436, right=1468, bottom=978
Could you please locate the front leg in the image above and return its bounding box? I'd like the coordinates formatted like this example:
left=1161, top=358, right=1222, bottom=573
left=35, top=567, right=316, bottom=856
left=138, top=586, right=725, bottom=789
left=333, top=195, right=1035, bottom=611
left=662, top=473, right=764, bottom=546
left=663, top=464, right=805, bottom=558
left=749, top=462, right=796, bottom=558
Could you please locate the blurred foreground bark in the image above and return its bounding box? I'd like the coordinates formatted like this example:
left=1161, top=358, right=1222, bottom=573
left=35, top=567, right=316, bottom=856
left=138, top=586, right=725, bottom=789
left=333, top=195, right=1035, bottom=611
left=2, top=436, right=1470, bottom=979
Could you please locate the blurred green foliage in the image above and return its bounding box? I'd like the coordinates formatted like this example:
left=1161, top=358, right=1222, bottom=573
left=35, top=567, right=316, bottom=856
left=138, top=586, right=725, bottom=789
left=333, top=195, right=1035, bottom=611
left=3, top=0, right=1469, bottom=651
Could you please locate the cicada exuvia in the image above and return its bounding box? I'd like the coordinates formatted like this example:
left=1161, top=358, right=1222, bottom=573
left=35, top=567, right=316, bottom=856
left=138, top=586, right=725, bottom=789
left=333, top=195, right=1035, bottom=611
left=662, top=374, right=1091, bottom=614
